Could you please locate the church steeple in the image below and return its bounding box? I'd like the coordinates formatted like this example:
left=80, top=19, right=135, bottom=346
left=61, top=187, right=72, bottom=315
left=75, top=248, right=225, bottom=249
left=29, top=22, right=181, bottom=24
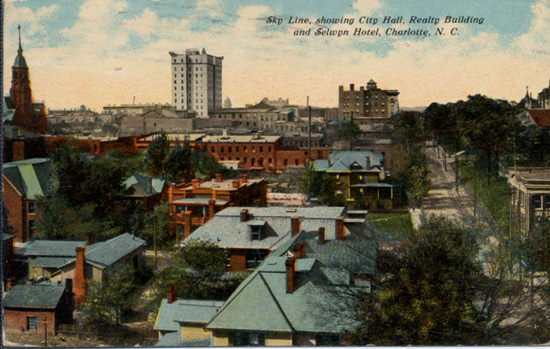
left=14, top=24, right=28, bottom=68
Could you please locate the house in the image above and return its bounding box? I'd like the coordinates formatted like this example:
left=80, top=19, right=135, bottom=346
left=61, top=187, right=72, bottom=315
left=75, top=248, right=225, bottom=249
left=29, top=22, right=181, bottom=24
left=124, top=173, right=167, bottom=210
left=509, top=168, right=550, bottom=234
left=2, top=158, right=53, bottom=242
left=17, top=233, right=146, bottom=306
left=186, top=206, right=366, bottom=272
left=153, top=286, right=224, bottom=347
left=3, top=281, right=74, bottom=334
left=525, top=109, right=550, bottom=127
left=314, top=150, right=394, bottom=207
left=168, top=173, right=267, bottom=239
left=206, top=228, right=378, bottom=346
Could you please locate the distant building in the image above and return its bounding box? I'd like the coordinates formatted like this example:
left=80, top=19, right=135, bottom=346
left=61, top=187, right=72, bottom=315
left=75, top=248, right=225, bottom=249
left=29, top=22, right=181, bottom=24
left=314, top=150, right=394, bottom=208
left=2, top=158, right=53, bottom=242
left=206, top=228, right=377, bottom=346
left=102, top=103, right=176, bottom=115
left=525, top=80, right=550, bottom=110
left=123, top=173, right=167, bottom=210
left=3, top=281, right=74, bottom=334
left=186, top=206, right=366, bottom=272
left=168, top=173, right=267, bottom=239
left=509, top=168, right=550, bottom=234
left=338, top=79, right=399, bottom=121
left=4, top=25, right=48, bottom=136
left=170, top=48, right=223, bottom=117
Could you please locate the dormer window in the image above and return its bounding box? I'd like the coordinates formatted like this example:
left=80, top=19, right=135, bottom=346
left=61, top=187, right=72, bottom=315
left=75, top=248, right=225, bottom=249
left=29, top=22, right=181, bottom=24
left=251, top=225, right=262, bottom=240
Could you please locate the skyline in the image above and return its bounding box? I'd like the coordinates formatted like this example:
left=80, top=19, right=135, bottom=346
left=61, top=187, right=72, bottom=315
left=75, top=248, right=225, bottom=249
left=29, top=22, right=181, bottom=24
left=3, top=0, right=550, bottom=111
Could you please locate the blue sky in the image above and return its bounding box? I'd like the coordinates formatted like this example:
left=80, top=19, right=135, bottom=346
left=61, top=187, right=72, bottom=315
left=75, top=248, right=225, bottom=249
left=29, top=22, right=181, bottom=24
left=3, top=0, right=550, bottom=110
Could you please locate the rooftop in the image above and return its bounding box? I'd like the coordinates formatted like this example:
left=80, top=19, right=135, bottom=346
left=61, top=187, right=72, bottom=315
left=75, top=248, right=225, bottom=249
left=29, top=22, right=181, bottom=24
left=124, top=173, right=166, bottom=197
left=201, top=134, right=281, bottom=143
left=315, top=150, right=384, bottom=173
left=3, top=158, right=53, bottom=199
left=527, top=109, right=550, bottom=127
left=3, top=283, right=67, bottom=309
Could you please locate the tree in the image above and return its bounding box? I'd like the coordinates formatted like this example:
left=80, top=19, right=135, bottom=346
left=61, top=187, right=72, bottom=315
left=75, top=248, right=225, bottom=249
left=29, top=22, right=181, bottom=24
left=400, top=145, right=431, bottom=208
left=300, top=162, right=340, bottom=205
left=353, top=217, right=487, bottom=345
left=82, top=265, right=138, bottom=332
left=338, top=120, right=361, bottom=150
left=192, top=150, right=225, bottom=178
left=392, top=111, right=426, bottom=150
left=166, top=142, right=195, bottom=182
left=146, top=132, right=170, bottom=177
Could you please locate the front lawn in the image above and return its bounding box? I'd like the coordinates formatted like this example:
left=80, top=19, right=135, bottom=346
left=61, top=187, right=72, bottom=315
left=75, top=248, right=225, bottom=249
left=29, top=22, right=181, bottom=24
left=368, top=212, right=414, bottom=239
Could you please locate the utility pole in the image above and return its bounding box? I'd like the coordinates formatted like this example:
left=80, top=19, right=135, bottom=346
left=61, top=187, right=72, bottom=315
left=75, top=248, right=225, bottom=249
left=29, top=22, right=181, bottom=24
left=350, top=112, right=354, bottom=151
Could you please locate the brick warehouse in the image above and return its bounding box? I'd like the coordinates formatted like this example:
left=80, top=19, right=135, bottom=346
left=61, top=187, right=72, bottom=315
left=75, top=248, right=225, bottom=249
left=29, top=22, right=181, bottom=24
left=168, top=173, right=267, bottom=238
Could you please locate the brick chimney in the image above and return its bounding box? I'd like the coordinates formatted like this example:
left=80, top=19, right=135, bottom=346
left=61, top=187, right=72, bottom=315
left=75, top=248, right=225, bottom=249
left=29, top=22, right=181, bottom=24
left=232, top=179, right=240, bottom=189
left=74, top=246, right=87, bottom=307
left=285, top=256, right=297, bottom=293
left=318, top=227, right=326, bottom=244
left=216, top=173, right=223, bottom=182
left=240, top=209, right=249, bottom=222
left=192, top=179, right=200, bottom=189
left=293, top=242, right=306, bottom=259
left=291, top=216, right=301, bottom=237
left=167, top=285, right=177, bottom=303
left=335, top=217, right=345, bottom=241
left=208, top=199, right=216, bottom=220
left=85, top=233, right=95, bottom=246
left=7, top=277, right=16, bottom=290
left=184, top=211, right=192, bottom=238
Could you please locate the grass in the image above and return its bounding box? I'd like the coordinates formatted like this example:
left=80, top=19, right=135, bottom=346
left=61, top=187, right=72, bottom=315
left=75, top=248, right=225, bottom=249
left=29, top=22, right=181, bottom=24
left=368, top=212, right=414, bottom=239
left=458, top=160, right=510, bottom=233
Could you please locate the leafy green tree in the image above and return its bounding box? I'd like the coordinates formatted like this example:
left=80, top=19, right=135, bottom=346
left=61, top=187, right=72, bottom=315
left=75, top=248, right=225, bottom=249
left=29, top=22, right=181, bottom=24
left=300, top=162, right=339, bottom=204
left=166, top=142, right=195, bottom=182
left=192, top=150, right=225, bottom=178
left=353, top=217, right=487, bottom=345
left=400, top=145, right=431, bottom=208
left=338, top=120, right=361, bottom=150
left=146, top=132, right=170, bottom=177
left=82, top=265, right=138, bottom=332
left=392, top=111, right=426, bottom=150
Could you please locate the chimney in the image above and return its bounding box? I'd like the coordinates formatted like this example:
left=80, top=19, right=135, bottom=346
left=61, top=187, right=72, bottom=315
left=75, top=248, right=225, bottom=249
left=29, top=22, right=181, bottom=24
left=216, top=173, right=223, bottom=182
left=208, top=199, right=216, bottom=220
left=232, top=179, right=240, bottom=189
left=74, top=246, right=87, bottom=307
left=286, top=256, right=297, bottom=293
left=192, top=179, right=200, bottom=189
left=240, top=209, right=249, bottom=222
left=318, top=227, right=326, bottom=244
left=85, top=233, right=95, bottom=246
left=168, top=184, right=174, bottom=202
left=293, top=242, right=306, bottom=259
left=184, top=211, right=192, bottom=238
left=336, top=217, right=345, bottom=241
left=7, top=277, right=16, bottom=290
left=350, top=83, right=355, bottom=91
left=291, top=216, right=301, bottom=237
left=168, top=285, right=177, bottom=303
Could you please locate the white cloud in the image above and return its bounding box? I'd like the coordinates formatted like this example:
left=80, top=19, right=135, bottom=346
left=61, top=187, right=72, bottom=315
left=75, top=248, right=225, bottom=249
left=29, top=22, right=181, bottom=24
left=352, top=0, right=382, bottom=14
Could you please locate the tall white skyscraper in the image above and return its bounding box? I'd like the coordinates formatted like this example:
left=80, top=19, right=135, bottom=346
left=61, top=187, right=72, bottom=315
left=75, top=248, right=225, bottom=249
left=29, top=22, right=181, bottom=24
left=169, top=48, right=223, bottom=118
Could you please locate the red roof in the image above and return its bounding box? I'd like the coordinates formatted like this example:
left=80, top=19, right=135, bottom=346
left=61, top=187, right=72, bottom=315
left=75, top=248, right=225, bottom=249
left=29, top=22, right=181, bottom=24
left=528, top=109, right=550, bottom=127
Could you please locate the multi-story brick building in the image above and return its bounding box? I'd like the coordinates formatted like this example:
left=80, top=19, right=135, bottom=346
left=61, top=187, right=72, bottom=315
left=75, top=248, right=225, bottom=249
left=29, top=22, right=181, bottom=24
left=3, top=158, right=53, bottom=242
left=168, top=174, right=267, bottom=239
left=170, top=48, right=223, bottom=117
left=509, top=168, right=550, bottom=234
left=338, top=79, right=399, bottom=121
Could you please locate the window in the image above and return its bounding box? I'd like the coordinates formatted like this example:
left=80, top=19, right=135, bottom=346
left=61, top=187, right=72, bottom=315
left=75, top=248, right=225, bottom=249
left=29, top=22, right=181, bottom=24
left=220, top=146, right=224, bottom=153
left=232, top=332, right=265, bottom=346
left=228, top=146, right=232, bottom=152
left=29, top=220, right=37, bottom=237
left=259, top=146, right=263, bottom=152
left=533, top=195, right=543, bottom=209
left=27, top=316, right=38, bottom=331
left=236, top=146, right=239, bottom=152
left=28, top=200, right=36, bottom=213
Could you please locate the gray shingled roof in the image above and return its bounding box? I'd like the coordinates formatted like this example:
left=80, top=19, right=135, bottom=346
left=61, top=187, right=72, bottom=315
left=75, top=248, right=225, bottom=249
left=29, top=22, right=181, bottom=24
left=18, top=240, right=85, bottom=257
left=314, top=150, right=384, bottom=173
left=155, top=298, right=224, bottom=332
left=3, top=283, right=66, bottom=309
left=86, top=233, right=146, bottom=268
left=124, top=173, right=165, bottom=197
left=31, top=257, right=73, bottom=269
left=207, top=231, right=377, bottom=334
left=3, top=158, right=53, bottom=199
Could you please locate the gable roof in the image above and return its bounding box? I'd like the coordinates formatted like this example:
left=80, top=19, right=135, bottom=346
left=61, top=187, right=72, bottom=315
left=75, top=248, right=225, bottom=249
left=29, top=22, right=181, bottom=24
left=18, top=240, right=85, bottom=257
left=124, top=173, right=166, bottom=197
left=207, top=231, right=377, bottom=334
left=3, top=158, right=53, bottom=199
left=154, top=298, right=225, bottom=332
left=314, top=150, right=384, bottom=173
left=3, top=283, right=67, bottom=309
left=527, top=109, right=550, bottom=127
left=85, top=233, right=146, bottom=268
left=187, top=206, right=348, bottom=249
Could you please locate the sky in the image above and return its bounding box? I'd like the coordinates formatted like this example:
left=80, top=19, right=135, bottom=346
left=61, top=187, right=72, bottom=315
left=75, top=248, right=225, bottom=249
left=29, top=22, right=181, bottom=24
left=3, top=0, right=550, bottom=111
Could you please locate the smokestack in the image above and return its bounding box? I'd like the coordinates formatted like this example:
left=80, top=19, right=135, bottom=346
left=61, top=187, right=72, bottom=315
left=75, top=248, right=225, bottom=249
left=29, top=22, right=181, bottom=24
left=335, top=217, right=345, bottom=241
left=208, top=199, right=216, bottom=220
left=192, top=179, right=200, bottom=189
left=240, top=209, right=249, bottom=222
left=184, top=211, right=192, bottom=238
left=293, top=242, right=306, bottom=259
left=286, top=256, right=297, bottom=293
left=74, top=246, right=87, bottom=307
left=318, top=227, right=326, bottom=244
left=216, top=173, right=223, bottom=182
left=168, top=285, right=177, bottom=303
left=291, top=216, right=302, bottom=237
left=85, top=233, right=95, bottom=246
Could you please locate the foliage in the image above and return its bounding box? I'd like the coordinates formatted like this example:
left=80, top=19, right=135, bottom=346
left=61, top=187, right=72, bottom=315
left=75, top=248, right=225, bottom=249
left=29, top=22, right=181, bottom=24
left=300, top=162, right=340, bottom=204
left=105, top=150, right=147, bottom=177
left=145, top=132, right=170, bottom=177
left=391, top=111, right=427, bottom=149
left=82, top=265, right=140, bottom=332
left=141, top=202, right=171, bottom=248
left=192, top=149, right=226, bottom=178
left=155, top=241, right=246, bottom=303
left=394, top=144, right=431, bottom=208
left=166, top=142, right=195, bottom=182
left=353, top=217, right=487, bottom=345
left=338, top=120, right=361, bottom=149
